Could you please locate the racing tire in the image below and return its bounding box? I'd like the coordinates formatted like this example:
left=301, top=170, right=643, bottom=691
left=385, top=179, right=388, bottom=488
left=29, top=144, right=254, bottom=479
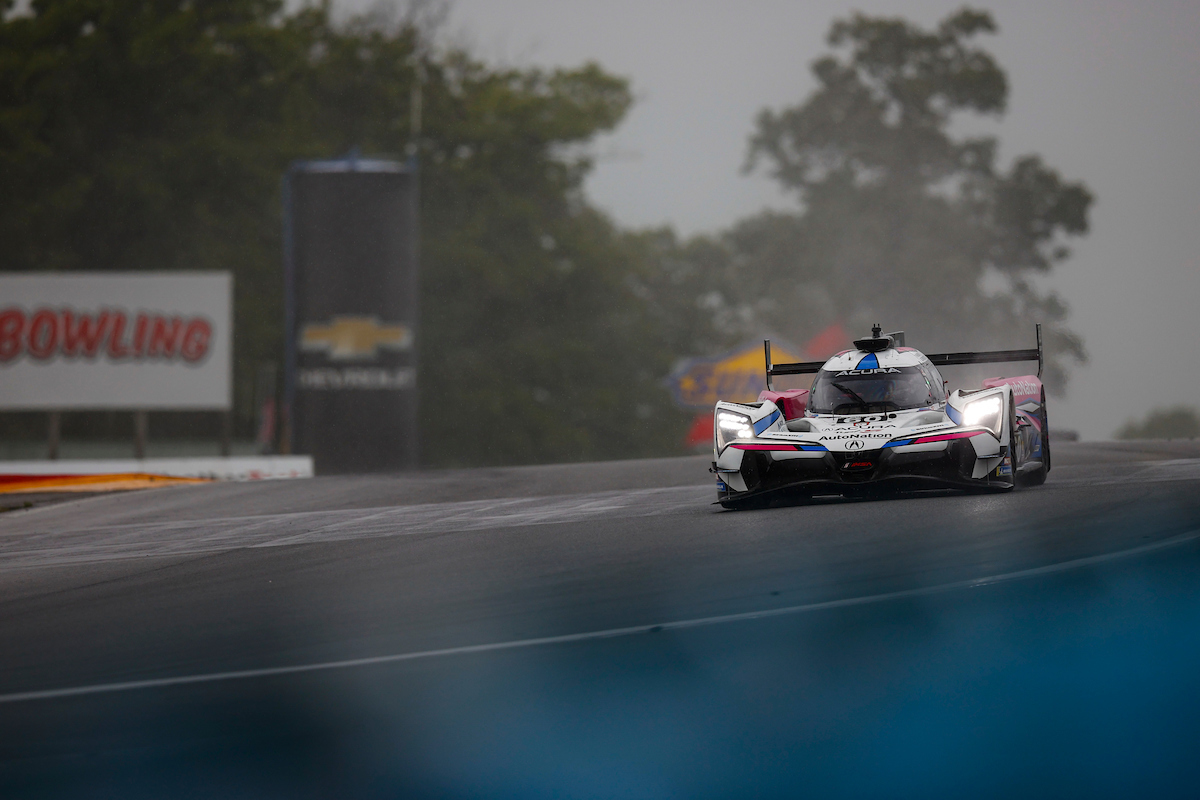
left=999, top=390, right=1019, bottom=492
left=1040, top=387, right=1051, bottom=473
left=1019, top=388, right=1049, bottom=487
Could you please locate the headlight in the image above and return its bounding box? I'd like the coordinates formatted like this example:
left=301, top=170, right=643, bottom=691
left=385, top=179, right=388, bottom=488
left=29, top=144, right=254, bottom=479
left=715, top=410, right=754, bottom=451
left=963, top=395, right=1003, bottom=436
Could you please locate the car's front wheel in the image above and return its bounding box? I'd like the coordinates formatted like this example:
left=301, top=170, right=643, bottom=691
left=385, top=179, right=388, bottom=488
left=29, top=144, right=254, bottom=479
left=993, top=391, right=1019, bottom=491
left=1018, top=388, right=1050, bottom=487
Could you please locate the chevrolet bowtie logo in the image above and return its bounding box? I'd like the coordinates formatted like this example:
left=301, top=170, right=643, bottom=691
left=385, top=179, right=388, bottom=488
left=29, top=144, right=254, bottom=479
left=300, top=316, right=412, bottom=361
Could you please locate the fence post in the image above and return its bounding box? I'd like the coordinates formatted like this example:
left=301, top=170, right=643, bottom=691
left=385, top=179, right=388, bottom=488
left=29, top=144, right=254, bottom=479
left=47, top=411, right=61, bottom=460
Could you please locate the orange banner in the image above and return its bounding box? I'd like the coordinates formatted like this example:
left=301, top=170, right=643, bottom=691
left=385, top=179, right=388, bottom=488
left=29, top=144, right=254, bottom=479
left=0, top=473, right=210, bottom=494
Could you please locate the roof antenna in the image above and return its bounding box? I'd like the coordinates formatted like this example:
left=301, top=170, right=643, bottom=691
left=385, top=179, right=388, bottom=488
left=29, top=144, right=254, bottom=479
left=871, top=323, right=882, bottom=339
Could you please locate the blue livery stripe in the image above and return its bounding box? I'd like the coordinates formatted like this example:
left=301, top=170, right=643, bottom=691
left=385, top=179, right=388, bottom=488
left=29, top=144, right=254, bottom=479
left=883, top=439, right=914, bottom=448
left=945, top=405, right=963, bottom=425
left=753, top=410, right=781, bottom=435
left=855, top=353, right=879, bottom=370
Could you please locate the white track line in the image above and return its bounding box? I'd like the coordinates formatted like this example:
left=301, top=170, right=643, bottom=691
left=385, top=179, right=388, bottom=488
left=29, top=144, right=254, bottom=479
left=1, top=528, right=1196, bottom=706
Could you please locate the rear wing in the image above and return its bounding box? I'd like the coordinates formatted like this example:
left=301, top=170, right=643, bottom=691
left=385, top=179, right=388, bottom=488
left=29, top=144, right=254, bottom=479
left=764, top=324, right=1043, bottom=391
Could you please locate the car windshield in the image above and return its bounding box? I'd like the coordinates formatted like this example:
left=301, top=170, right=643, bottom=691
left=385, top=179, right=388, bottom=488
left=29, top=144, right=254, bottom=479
left=809, top=366, right=935, bottom=414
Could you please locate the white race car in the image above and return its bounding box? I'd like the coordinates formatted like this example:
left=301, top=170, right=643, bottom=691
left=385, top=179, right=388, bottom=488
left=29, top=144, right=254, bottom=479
left=712, top=325, right=1050, bottom=508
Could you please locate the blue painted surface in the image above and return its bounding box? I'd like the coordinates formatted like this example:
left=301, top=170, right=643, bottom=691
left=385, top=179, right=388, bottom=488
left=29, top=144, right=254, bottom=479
left=753, top=410, right=781, bottom=435
left=855, top=353, right=879, bottom=370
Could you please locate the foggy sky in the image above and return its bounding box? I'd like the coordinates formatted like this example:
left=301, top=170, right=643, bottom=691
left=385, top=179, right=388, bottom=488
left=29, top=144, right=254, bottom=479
left=345, top=0, right=1200, bottom=440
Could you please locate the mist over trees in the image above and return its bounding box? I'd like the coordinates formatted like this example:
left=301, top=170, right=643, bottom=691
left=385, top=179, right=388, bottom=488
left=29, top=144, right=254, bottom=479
left=1116, top=407, right=1200, bottom=441
left=657, top=8, right=1093, bottom=391
left=0, top=3, right=1093, bottom=464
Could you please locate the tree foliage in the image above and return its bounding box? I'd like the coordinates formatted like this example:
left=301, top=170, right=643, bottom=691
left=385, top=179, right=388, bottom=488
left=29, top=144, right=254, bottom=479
left=0, top=0, right=692, bottom=464
left=1116, top=407, right=1200, bottom=441
left=685, top=7, right=1093, bottom=390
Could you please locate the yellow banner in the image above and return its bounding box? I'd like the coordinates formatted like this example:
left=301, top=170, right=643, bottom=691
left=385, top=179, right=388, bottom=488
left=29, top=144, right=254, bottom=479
left=668, top=342, right=806, bottom=409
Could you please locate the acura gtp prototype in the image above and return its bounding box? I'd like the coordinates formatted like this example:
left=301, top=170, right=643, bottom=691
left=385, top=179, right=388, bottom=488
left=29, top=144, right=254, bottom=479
left=712, top=325, right=1050, bottom=509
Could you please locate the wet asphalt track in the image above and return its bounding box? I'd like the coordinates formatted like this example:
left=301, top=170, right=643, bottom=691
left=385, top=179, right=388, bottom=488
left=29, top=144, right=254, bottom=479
left=1, top=441, right=1200, bottom=798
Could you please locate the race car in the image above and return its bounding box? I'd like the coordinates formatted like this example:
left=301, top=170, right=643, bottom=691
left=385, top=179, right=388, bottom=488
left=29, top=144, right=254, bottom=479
left=712, top=325, right=1050, bottom=508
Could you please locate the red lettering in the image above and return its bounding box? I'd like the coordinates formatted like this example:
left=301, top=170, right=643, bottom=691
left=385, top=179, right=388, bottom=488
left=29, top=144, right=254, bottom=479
left=180, top=317, right=212, bottom=362
left=106, top=311, right=130, bottom=358
left=60, top=310, right=111, bottom=357
left=27, top=308, right=59, bottom=359
left=0, top=308, right=24, bottom=362
left=148, top=316, right=183, bottom=358
left=133, top=314, right=149, bottom=356
left=0, top=308, right=217, bottom=363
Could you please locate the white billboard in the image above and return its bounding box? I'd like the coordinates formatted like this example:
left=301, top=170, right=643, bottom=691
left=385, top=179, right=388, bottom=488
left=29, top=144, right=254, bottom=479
left=0, top=272, right=232, bottom=410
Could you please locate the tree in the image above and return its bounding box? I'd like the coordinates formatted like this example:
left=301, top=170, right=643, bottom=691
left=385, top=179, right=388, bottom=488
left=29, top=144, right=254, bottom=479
left=0, top=0, right=694, bottom=464
left=295, top=27, right=690, bottom=464
left=722, top=7, right=1092, bottom=390
left=1116, top=407, right=1199, bottom=440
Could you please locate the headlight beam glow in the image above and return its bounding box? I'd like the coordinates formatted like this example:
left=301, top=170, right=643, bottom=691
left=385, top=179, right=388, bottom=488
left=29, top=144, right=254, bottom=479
left=962, top=395, right=1003, bottom=436
left=715, top=410, right=754, bottom=450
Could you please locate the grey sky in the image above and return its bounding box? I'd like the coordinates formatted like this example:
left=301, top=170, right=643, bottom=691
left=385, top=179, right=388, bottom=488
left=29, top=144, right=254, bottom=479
left=346, top=0, right=1200, bottom=440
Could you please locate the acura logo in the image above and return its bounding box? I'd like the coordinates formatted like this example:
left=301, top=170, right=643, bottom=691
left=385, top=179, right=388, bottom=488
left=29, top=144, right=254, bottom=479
left=846, top=439, right=865, bottom=450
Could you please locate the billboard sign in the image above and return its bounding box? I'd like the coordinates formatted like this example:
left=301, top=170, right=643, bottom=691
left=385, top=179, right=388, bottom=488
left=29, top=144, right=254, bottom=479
left=0, top=272, right=232, bottom=410
left=667, top=324, right=849, bottom=411
left=285, top=158, right=418, bottom=473
left=667, top=341, right=806, bottom=410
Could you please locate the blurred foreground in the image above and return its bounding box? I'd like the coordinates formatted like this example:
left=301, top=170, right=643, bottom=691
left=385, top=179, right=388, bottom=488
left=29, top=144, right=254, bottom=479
left=1, top=442, right=1197, bottom=797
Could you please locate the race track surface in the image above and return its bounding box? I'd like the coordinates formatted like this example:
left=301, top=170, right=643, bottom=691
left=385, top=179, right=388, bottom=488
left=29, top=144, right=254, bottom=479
left=1, top=441, right=1199, bottom=798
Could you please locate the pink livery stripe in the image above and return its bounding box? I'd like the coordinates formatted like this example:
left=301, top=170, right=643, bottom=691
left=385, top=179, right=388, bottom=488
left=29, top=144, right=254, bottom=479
left=732, top=443, right=801, bottom=451
left=911, top=430, right=987, bottom=444
left=730, top=443, right=828, bottom=452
